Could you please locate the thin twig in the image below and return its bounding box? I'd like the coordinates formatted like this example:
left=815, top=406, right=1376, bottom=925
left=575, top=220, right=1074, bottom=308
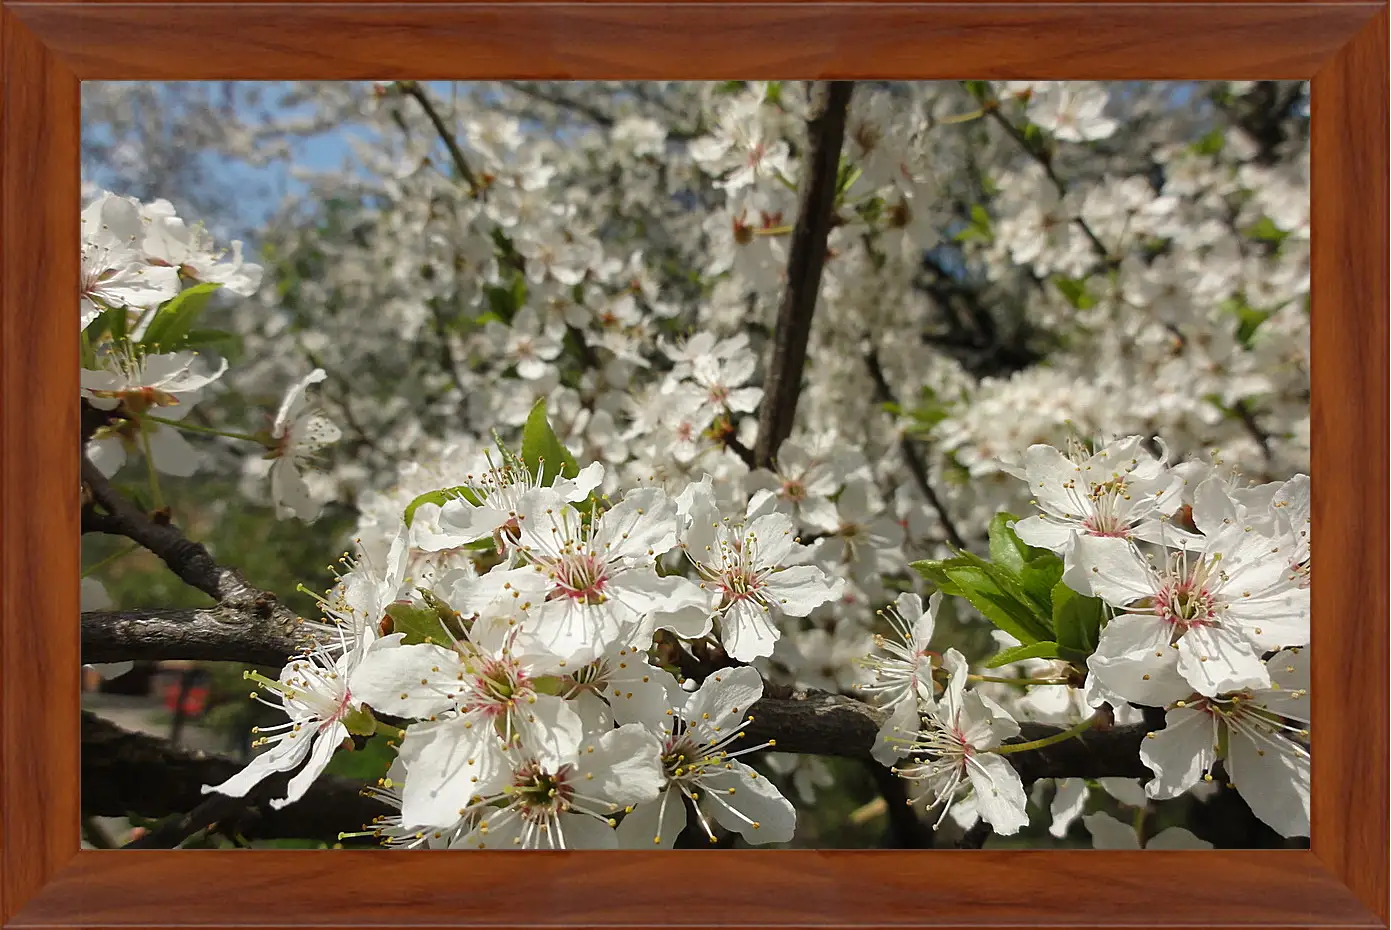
left=400, top=81, right=481, bottom=196
left=969, top=86, right=1113, bottom=266
left=863, top=347, right=968, bottom=549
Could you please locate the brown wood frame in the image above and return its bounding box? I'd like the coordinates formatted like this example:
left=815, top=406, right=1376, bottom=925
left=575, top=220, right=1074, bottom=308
left=2, top=2, right=1386, bottom=927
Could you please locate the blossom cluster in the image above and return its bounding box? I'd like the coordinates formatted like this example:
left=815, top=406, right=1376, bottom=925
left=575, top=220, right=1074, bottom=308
left=859, top=436, right=1310, bottom=838
left=79, top=79, right=1312, bottom=848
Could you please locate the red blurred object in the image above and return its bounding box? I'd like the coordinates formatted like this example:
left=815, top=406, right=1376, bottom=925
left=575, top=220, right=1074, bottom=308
left=162, top=679, right=209, bottom=716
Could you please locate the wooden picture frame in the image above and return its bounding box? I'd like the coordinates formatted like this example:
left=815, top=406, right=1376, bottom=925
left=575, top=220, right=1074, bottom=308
left=3, top=2, right=1386, bottom=926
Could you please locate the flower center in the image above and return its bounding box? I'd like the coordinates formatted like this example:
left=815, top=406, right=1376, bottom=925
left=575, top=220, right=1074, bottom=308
left=465, top=655, right=532, bottom=717
left=510, top=763, right=575, bottom=822
left=1155, top=580, right=1216, bottom=630
left=550, top=551, right=610, bottom=604
left=720, top=566, right=763, bottom=602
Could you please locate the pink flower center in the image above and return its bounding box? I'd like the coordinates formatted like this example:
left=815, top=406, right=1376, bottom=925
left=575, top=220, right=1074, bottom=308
left=550, top=551, right=610, bottom=605
left=1155, top=580, right=1216, bottom=630
left=720, top=566, right=763, bottom=602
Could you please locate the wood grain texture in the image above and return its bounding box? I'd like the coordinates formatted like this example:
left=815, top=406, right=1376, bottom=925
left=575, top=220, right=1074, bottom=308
left=0, top=1, right=1386, bottom=928
left=5, top=849, right=1383, bottom=928
left=1, top=3, right=1380, bottom=79
left=0, top=5, right=81, bottom=925
left=1309, top=6, right=1389, bottom=925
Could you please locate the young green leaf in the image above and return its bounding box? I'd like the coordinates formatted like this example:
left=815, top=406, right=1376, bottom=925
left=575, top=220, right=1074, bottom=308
left=401, top=486, right=484, bottom=528
left=521, top=398, right=579, bottom=486
left=941, top=563, right=1054, bottom=645
left=910, top=559, right=967, bottom=597
left=140, top=283, right=223, bottom=351
left=1052, top=580, right=1106, bottom=657
left=983, top=641, right=1063, bottom=668
left=987, top=512, right=1031, bottom=575
left=384, top=602, right=452, bottom=646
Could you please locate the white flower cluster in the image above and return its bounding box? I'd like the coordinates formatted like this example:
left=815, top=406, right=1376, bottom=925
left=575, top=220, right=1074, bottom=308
left=81, top=79, right=1311, bottom=849
left=859, top=435, right=1310, bottom=839
left=79, top=189, right=343, bottom=518
left=204, top=440, right=859, bottom=848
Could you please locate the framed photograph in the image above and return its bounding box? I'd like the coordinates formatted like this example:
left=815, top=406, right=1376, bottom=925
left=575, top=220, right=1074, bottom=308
left=2, top=1, right=1385, bottom=927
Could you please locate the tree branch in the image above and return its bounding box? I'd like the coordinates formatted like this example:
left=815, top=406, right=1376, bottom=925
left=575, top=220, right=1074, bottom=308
left=863, top=346, right=968, bottom=549
left=753, top=80, right=855, bottom=468
left=82, top=605, right=310, bottom=667
left=81, top=607, right=1155, bottom=782
left=399, top=81, right=481, bottom=196
left=81, top=455, right=306, bottom=639
left=82, top=711, right=389, bottom=846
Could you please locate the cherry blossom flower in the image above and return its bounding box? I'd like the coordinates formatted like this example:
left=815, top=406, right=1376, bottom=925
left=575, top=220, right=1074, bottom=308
left=1140, top=648, right=1310, bottom=837
left=268, top=369, right=341, bottom=521
left=617, top=666, right=795, bottom=847
left=893, top=649, right=1029, bottom=835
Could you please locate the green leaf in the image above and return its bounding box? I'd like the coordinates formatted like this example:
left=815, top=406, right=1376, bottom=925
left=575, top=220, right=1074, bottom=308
left=1052, top=580, right=1106, bottom=656
left=941, top=563, right=1053, bottom=645
left=1245, top=216, right=1290, bottom=246
left=402, top=486, right=483, bottom=528
left=1192, top=127, right=1225, bottom=157
left=963, top=80, right=993, bottom=101
left=88, top=302, right=129, bottom=345
left=984, top=641, right=1063, bottom=668
left=522, top=399, right=579, bottom=486
left=322, top=733, right=396, bottom=780
left=139, top=283, right=222, bottom=351
left=1019, top=552, right=1065, bottom=610
left=183, top=328, right=244, bottom=363
left=987, top=512, right=1031, bottom=575
left=910, top=559, right=967, bottom=597
left=384, top=602, right=451, bottom=646
left=340, top=704, right=377, bottom=737
left=1053, top=276, right=1097, bottom=310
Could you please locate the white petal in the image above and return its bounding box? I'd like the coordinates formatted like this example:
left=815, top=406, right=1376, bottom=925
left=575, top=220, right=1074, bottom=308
left=577, top=724, right=665, bottom=808
left=872, top=700, right=919, bottom=766
left=1082, top=812, right=1141, bottom=849
left=1097, top=777, right=1148, bottom=807
left=762, top=564, right=840, bottom=617
left=348, top=640, right=462, bottom=719
left=399, top=718, right=508, bottom=827
left=684, top=665, right=764, bottom=733
left=271, top=722, right=347, bottom=809
left=517, top=694, right=584, bottom=769
left=1226, top=723, right=1310, bottom=838
left=966, top=752, right=1030, bottom=835
left=1145, top=826, right=1214, bottom=849
left=1068, top=536, right=1156, bottom=607
left=1176, top=625, right=1270, bottom=696
left=201, top=728, right=315, bottom=799
left=1140, top=706, right=1218, bottom=799
left=718, top=597, right=780, bottom=662
left=1049, top=779, right=1089, bottom=838
left=615, top=790, right=684, bottom=849
left=698, top=761, right=796, bottom=843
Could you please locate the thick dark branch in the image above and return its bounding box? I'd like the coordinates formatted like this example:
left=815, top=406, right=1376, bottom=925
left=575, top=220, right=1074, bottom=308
left=82, top=457, right=223, bottom=599
left=753, top=81, right=855, bottom=469
left=82, top=606, right=308, bottom=667
left=82, top=711, right=389, bottom=846
left=741, top=684, right=1155, bottom=780
left=83, top=600, right=1158, bottom=781
left=863, top=347, right=968, bottom=549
